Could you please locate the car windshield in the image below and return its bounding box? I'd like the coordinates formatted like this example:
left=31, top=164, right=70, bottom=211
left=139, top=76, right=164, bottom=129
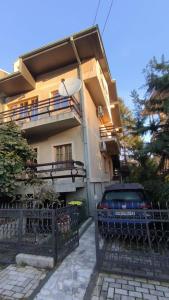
left=103, top=190, right=145, bottom=202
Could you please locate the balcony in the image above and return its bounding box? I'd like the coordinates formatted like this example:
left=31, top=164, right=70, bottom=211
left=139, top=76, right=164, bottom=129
left=0, top=96, right=81, bottom=139
left=20, top=160, right=86, bottom=193
left=99, top=125, right=120, bottom=155
left=25, top=160, right=86, bottom=180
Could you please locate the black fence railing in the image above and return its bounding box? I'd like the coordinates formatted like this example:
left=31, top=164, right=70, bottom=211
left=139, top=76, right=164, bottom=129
left=95, top=206, right=169, bottom=281
left=0, top=206, right=79, bottom=265
left=0, top=95, right=81, bottom=124
left=23, top=160, right=86, bottom=182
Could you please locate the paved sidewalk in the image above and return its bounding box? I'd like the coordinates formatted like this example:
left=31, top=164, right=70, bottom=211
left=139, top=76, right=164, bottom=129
left=35, top=223, right=96, bottom=300
left=91, top=273, right=169, bottom=300
left=0, top=265, right=46, bottom=299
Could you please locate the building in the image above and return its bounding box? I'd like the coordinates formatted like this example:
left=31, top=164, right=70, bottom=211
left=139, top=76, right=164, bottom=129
left=0, top=26, right=121, bottom=213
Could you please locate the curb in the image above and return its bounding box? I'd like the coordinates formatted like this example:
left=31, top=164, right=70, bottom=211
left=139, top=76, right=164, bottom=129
left=79, top=217, right=93, bottom=238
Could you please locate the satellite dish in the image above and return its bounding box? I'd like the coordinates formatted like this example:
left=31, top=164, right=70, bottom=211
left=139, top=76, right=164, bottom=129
left=59, top=78, right=82, bottom=97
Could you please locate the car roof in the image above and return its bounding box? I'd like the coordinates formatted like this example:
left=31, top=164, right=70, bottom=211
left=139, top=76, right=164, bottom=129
left=105, top=183, right=144, bottom=191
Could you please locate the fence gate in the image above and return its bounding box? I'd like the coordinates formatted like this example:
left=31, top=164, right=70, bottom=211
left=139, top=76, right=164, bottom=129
left=0, top=206, right=79, bottom=265
left=95, top=207, right=169, bottom=281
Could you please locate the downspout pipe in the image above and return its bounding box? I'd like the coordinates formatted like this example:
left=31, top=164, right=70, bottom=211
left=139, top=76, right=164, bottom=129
left=70, top=37, right=90, bottom=215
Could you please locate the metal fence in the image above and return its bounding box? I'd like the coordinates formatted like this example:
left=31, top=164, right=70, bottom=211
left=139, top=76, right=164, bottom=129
left=95, top=206, right=169, bottom=281
left=0, top=205, right=79, bottom=265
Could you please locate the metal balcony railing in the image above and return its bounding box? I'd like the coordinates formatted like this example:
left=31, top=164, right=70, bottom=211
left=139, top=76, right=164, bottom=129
left=0, top=95, right=81, bottom=124
left=99, top=125, right=117, bottom=138
left=24, top=160, right=86, bottom=182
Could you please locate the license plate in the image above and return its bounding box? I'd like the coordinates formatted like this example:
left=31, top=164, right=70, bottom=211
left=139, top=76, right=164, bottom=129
left=115, top=211, right=135, bottom=216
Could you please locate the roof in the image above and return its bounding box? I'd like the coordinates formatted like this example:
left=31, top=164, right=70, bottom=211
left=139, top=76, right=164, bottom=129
left=105, top=183, right=144, bottom=191
left=0, top=26, right=114, bottom=97
left=20, top=25, right=112, bottom=80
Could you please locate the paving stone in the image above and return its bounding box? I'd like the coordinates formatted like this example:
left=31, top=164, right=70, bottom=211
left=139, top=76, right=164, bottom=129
left=12, top=293, right=25, bottom=299
left=11, top=286, right=23, bottom=293
left=2, top=290, right=14, bottom=296
left=156, top=285, right=169, bottom=292
left=142, top=283, right=155, bottom=289
left=136, top=286, right=149, bottom=294
left=115, top=288, right=128, bottom=296
left=142, top=294, right=157, bottom=300
left=0, top=263, right=46, bottom=300
left=113, top=294, right=121, bottom=300
left=104, top=277, right=115, bottom=283
left=128, top=281, right=141, bottom=287
left=107, top=287, right=114, bottom=298
left=102, top=282, right=108, bottom=291
left=91, top=297, right=99, bottom=300
left=129, top=291, right=142, bottom=298
left=116, top=279, right=128, bottom=285
left=122, top=284, right=135, bottom=292
left=109, top=282, right=122, bottom=289
left=150, top=289, right=164, bottom=296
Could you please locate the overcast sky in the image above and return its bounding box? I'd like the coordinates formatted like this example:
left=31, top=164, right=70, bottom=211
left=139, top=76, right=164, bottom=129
left=0, top=0, right=168, bottom=108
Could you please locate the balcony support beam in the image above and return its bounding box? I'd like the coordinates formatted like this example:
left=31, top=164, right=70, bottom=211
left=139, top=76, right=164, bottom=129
left=18, top=58, right=35, bottom=89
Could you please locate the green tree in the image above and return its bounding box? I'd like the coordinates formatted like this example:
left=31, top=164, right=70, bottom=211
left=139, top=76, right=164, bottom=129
left=119, top=97, right=142, bottom=160
left=129, top=56, right=169, bottom=202
left=0, top=122, right=34, bottom=199
left=131, top=56, right=169, bottom=172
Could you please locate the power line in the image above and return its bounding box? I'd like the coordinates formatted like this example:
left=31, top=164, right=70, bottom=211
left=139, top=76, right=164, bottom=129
left=92, top=0, right=101, bottom=26
left=102, top=0, right=114, bottom=35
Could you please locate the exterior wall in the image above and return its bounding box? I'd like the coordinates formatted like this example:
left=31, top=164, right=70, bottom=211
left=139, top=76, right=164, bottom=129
left=4, top=64, right=79, bottom=109
left=30, top=126, right=84, bottom=164
left=82, top=83, right=114, bottom=214
left=83, top=85, right=113, bottom=183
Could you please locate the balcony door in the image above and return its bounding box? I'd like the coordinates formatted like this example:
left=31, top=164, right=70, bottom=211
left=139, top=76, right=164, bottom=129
left=20, top=101, right=29, bottom=119
left=31, top=98, right=38, bottom=121
left=52, top=90, right=69, bottom=110
left=54, top=144, right=72, bottom=169
left=19, top=97, right=38, bottom=120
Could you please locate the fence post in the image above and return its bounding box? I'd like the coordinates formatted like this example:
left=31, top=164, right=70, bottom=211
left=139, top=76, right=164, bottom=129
left=144, top=210, right=152, bottom=250
left=94, top=207, right=101, bottom=271
left=18, top=210, right=23, bottom=251
left=52, top=209, right=57, bottom=264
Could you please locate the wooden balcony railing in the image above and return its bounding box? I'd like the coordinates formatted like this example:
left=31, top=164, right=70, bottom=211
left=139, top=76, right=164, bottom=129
left=24, top=160, right=86, bottom=182
left=99, top=125, right=117, bottom=138
left=0, top=95, right=81, bottom=124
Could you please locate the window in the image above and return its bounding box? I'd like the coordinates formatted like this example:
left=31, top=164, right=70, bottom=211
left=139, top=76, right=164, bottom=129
left=54, top=144, right=72, bottom=161
left=52, top=90, right=69, bottom=110
left=103, top=190, right=145, bottom=202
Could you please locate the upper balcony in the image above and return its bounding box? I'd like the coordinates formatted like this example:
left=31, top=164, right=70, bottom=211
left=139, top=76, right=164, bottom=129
left=99, top=124, right=120, bottom=155
left=0, top=95, right=81, bottom=139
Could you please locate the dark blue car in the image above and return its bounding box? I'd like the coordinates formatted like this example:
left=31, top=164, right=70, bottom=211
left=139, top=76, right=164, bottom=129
left=97, top=183, right=152, bottom=235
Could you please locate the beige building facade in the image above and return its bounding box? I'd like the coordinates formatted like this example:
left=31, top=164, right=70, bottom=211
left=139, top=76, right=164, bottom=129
left=0, top=26, right=121, bottom=213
